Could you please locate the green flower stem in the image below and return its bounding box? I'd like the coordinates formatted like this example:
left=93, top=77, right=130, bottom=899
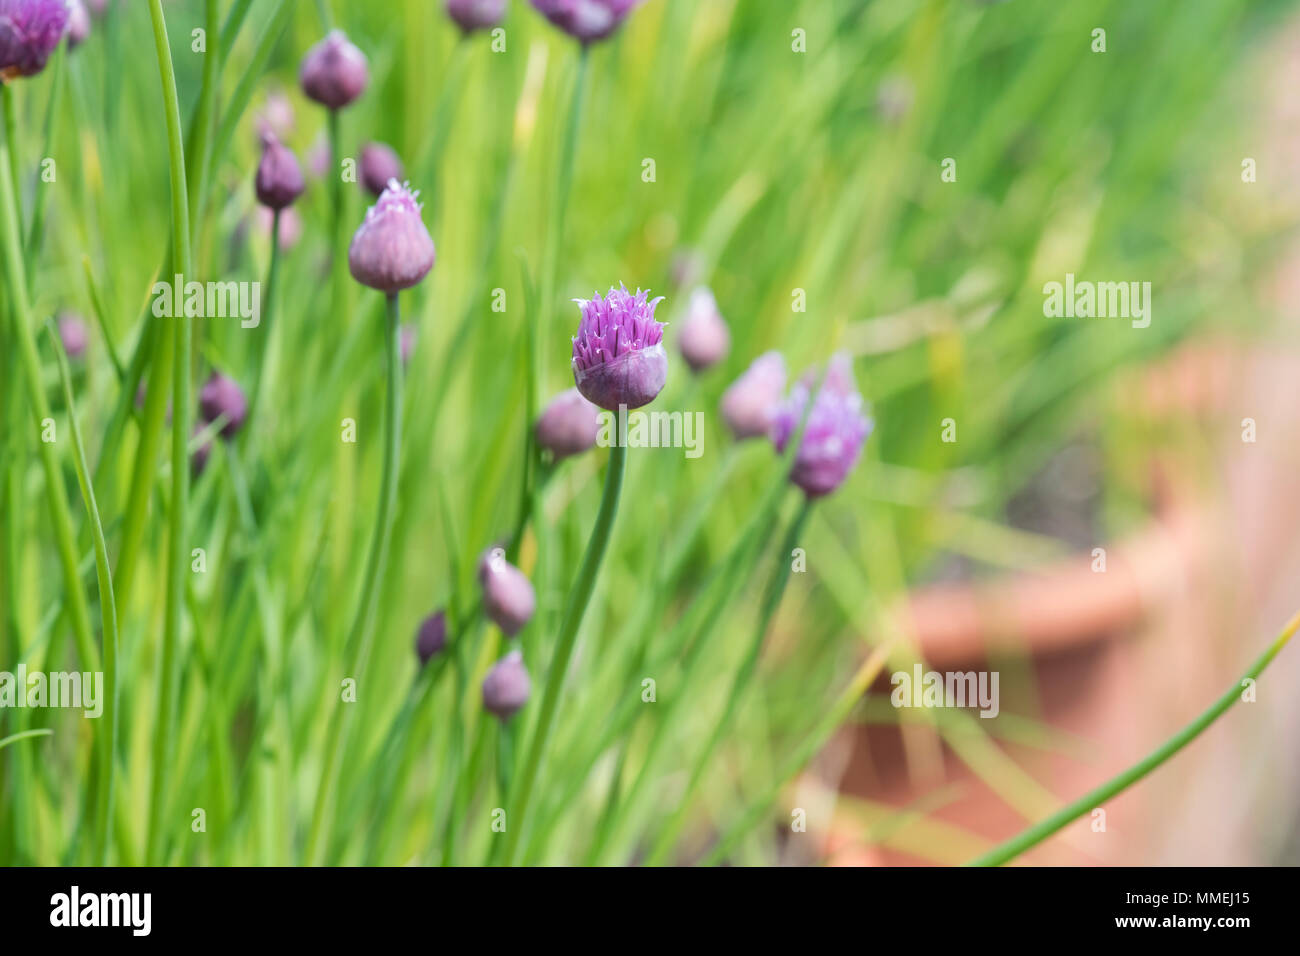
left=183, top=0, right=220, bottom=239
left=144, top=0, right=193, bottom=866
left=500, top=438, right=626, bottom=866
left=47, top=321, right=120, bottom=868
left=25, top=43, right=64, bottom=284
left=644, top=497, right=815, bottom=866
left=304, top=292, right=404, bottom=865
left=968, top=608, right=1300, bottom=867
left=0, top=729, right=53, bottom=752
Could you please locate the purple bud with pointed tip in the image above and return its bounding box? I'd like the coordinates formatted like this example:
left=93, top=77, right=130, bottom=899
left=0, top=0, right=70, bottom=80
left=415, top=610, right=448, bottom=665
left=478, top=548, right=536, bottom=637
left=446, top=0, right=505, bottom=33
left=529, top=0, right=640, bottom=44
left=400, top=323, right=417, bottom=365
left=299, top=30, right=368, bottom=110
left=721, top=351, right=785, bottom=440
left=199, top=372, right=248, bottom=440
left=770, top=353, right=872, bottom=498
left=58, top=312, right=88, bottom=360
left=678, top=287, right=729, bottom=373
left=255, top=131, right=304, bottom=210
left=66, top=0, right=89, bottom=49
left=359, top=142, right=403, bottom=198
left=482, top=649, right=530, bottom=720
left=571, top=285, right=667, bottom=411
left=348, top=180, right=436, bottom=293
left=535, top=387, right=600, bottom=460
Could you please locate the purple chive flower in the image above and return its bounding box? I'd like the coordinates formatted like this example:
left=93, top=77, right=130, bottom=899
left=721, top=351, right=786, bottom=440
left=359, top=142, right=404, bottom=198
left=678, top=287, right=730, bottom=373
left=299, top=30, right=368, bottom=110
left=199, top=372, right=249, bottom=440
left=66, top=0, right=89, bottom=50
left=0, top=0, right=70, bottom=80
left=529, top=0, right=640, bottom=44
left=478, top=548, right=536, bottom=637
left=348, top=180, right=436, bottom=294
left=535, top=387, right=600, bottom=460
left=400, top=323, right=417, bottom=365
left=770, top=353, right=872, bottom=499
left=254, top=131, right=305, bottom=210
left=446, top=0, right=506, bottom=34
left=415, top=610, right=448, bottom=665
left=482, top=649, right=531, bottom=720
left=571, top=285, right=667, bottom=411
left=57, top=312, right=88, bottom=360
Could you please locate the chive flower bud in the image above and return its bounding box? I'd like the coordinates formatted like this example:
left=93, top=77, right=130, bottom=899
left=529, top=0, right=640, bottom=44
left=482, top=649, right=531, bottom=720
left=348, top=180, right=436, bottom=293
left=720, top=351, right=785, bottom=440
left=535, top=387, right=600, bottom=460
left=571, top=285, right=667, bottom=411
left=359, top=142, right=403, bottom=198
left=254, top=131, right=305, bottom=210
left=678, top=287, right=729, bottom=373
left=0, top=0, right=70, bottom=80
left=299, top=30, right=368, bottom=110
left=446, top=0, right=506, bottom=34
left=478, top=548, right=536, bottom=637
left=770, top=353, right=872, bottom=498
left=198, top=372, right=249, bottom=440
left=415, top=610, right=448, bottom=665
left=57, top=312, right=88, bottom=360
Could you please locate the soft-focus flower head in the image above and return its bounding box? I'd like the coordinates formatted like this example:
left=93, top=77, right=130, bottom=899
left=482, top=649, right=531, bottom=720
left=478, top=547, right=536, bottom=637
left=57, top=312, right=88, bottom=360
left=199, top=372, right=249, bottom=440
left=571, top=285, right=667, bottom=411
left=446, top=0, right=506, bottom=33
left=254, top=131, right=305, bottom=210
left=348, top=180, right=436, bottom=293
left=529, top=0, right=640, bottom=44
left=299, top=29, right=368, bottom=110
left=535, top=387, right=600, bottom=460
left=415, top=610, right=448, bottom=665
left=721, top=351, right=786, bottom=440
left=0, top=0, right=70, bottom=80
left=770, top=353, right=872, bottom=498
left=66, top=0, right=89, bottom=49
left=359, top=142, right=403, bottom=198
left=678, top=287, right=730, bottom=373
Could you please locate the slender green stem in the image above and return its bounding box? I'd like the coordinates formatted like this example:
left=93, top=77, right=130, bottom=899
left=25, top=43, right=64, bottom=285
left=968, top=608, right=1300, bottom=867
left=46, top=321, right=120, bottom=867
left=144, top=0, right=193, bottom=865
left=500, top=439, right=626, bottom=865
left=304, top=293, right=404, bottom=865
left=0, top=729, right=53, bottom=753
left=247, top=208, right=282, bottom=427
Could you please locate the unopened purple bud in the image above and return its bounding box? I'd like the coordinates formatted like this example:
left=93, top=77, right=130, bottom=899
left=57, top=312, right=88, bottom=360
left=0, top=0, right=70, bottom=80
left=199, top=372, right=249, bottom=440
left=535, top=387, right=600, bottom=460
left=66, top=0, right=89, bottom=49
left=482, top=649, right=530, bottom=720
left=348, top=180, right=436, bottom=293
left=255, top=132, right=305, bottom=210
left=721, top=351, right=785, bottom=440
left=529, top=0, right=640, bottom=44
left=678, top=287, right=729, bottom=373
left=478, top=548, right=536, bottom=637
left=359, top=142, right=403, bottom=198
left=400, top=323, right=417, bottom=365
left=415, top=610, right=448, bottom=665
left=770, top=353, right=872, bottom=498
left=299, top=30, right=369, bottom=110
left=446, top=0, right=506, bottom=34
left=571, top=285, right=667, bottom=411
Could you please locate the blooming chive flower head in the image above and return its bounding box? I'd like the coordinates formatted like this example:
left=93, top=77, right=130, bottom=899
left=359, top=142, right=404, bottom=198
left=299, top=30, right=368, bottom=110
left=415, top=610, right=448, bottom=665
left=678, top=287, right=730, bottom=373
left=571, top=285, right=667, bottom=411
left=535, top=387, right=600, bottom=460
left=482, top=650, right=531, bottom=720
left=57, top=312, right=88, bottom=360
left=721, top=351, right=786, bottom=440
left=199, top=372, right=249, bottom=440
left=770, top=353, right=872, bottom=498
left=66, top=0, right=89, bottom=50
left=446, top=0, right=506, bottom=33
left=529, top=0, right=640, bottom=44
left=348, top=180, right=436, bottom=293
left=478, top=548, right=536, bottom=637
left=254, top=132, right=305, bottom=210
left=0, top=0, right=70, bottom=80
